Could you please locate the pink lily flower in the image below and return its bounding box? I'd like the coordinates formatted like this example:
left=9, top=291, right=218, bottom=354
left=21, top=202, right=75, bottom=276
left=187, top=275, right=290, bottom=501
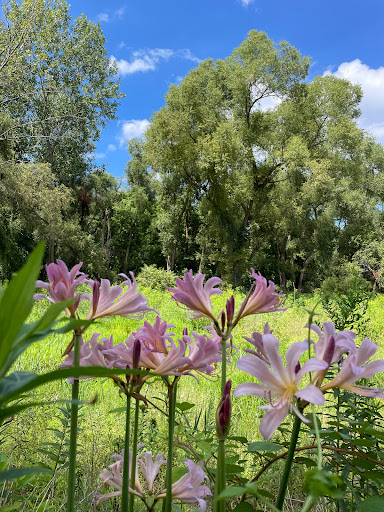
left=34, top=260, right=88, bottom=315
left=243, top=322, right=274, bottom=364
left=309, top=321, right=357, bottom=365
left=180, top=332, right=221, bottom=375
left=96, top=449, right=144, bottom=505
left=157, top=459, right=212, bottom=511
left=86, top=272, right=157, bottom=320
left=59, top=333, right=111, bottom=383
left=138, top=451, right=167, bottom=492
left=97, top=451, right=211, bottom=511
left=234, top=335, right=328, bottom=440
left=168, top=270, right=222, bottom=322
left=321, top=338, right=384, bottom=398
left=104, top=324, right=191, bottom=377
left=135, top=316, right=176, bottom=354
left=237, top=270, right=286, bottom=321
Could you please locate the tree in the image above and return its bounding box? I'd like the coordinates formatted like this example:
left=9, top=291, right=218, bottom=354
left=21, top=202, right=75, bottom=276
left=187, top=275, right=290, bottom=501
left=0, top=0, right=124, bottom=185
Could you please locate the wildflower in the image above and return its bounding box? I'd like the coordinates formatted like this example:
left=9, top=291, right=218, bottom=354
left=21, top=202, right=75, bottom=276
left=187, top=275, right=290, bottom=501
left=309, top=321, right=357, bottom=365
left=180, top=332, right=221, bottom=375
left=34, top=260, right=88, bottom=316
left=216, top=380, right=231, bottom=440
left=234, top=335, right=327, bottom=440
left=97, top=451, right=211, bottom=511
left=135, top=316, right=176, bottom=354
left=59, top=333, right=112, bottom=383
left=321, top=338, right=384, bottom=398
left=157, top=459, right=212, bottom=511
left=243, top=322, right=274, bottom=364
left=96, top=449, right=144, bottom=505
left=168, top=270, right=222, bottom=322
left=86, top=273, right=157, bottom=320
left=236, top=270, right=286, bottom=321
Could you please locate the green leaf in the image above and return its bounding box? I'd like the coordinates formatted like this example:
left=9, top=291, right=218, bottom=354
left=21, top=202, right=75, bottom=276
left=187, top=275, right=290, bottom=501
left=0, top=243, right=45, bottom=376
left=108, top=406, right=127, bottom=414
left=303, top=469, right=345, bottom=499
left=248, top=441, right=282, bottom=453
left=217, top=485, right=248, bottom=499
left=176, top=402, right=195, bottom=412
left=172, top=466, right=188, bottom=483
left=0, top=451, right=7, bottom=472
left=0, top=367, right=152, bottom=406
left=233, top=504, right=255, bottom=512
left=358, top=496, right=384, bottom=512
left=0, top=466, right=52, bottom=482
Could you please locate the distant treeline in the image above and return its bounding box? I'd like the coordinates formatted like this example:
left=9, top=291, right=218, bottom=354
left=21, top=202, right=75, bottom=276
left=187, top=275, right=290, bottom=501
left=2, top=0, right=384, bottom=291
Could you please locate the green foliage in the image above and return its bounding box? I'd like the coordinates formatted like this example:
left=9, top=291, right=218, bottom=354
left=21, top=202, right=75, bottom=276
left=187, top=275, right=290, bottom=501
left=136, top=264, right=178, bottom=291
left=321, top=267, right=372, bottom=331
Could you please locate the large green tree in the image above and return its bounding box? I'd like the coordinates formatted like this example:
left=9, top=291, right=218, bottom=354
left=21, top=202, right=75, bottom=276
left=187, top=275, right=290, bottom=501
left=0, top=0, right=123, bottom=185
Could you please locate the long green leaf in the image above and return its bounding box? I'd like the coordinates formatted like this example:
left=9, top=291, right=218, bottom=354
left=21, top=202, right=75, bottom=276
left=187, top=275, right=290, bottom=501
left=0, top=466, right=52, bottom=482
left=0, top=367, right=153, bottom=405
left=0, top=244, right=45, bottom=376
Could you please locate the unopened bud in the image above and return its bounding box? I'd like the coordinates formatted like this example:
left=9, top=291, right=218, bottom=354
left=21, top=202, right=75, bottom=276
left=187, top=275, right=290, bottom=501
left=216, top=380, right=232, bottom=441
left=226, top=296, right=235, bottom=325
left=183, top=327, right=188, bottom=336
left=133, top=339, right=141, bottom=369
left=294, top=362, right=301, bottom=374
left=92, top=280, right=101, bottom=317
left=220, top=310, right=226, bottom=332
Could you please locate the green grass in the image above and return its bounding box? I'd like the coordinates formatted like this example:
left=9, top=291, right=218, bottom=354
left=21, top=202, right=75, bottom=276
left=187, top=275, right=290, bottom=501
left=3, top=288, right=384, bottom=510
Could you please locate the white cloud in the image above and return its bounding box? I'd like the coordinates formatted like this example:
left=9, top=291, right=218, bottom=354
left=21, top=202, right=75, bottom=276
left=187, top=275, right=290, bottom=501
left=94, top=152, right=106, bottom=159
left=324, top=59, right=384, bottom=144
left=107, top=143, right=117, bottom=152
left=118, top=120, right=150, bottom=147
left=97, top=12, right=109, bottom=23
left=240, top=0, right=255, bottom=5
left=97, top=6, right=126, bottom=23
left=111, top=48, right=201, bottom=76
left=111, top=55, right=156, bottom=75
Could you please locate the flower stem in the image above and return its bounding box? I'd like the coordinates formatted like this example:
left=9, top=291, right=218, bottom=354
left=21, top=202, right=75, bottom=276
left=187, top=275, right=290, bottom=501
left=221, top=337, right=227, bottom=395
left=67, top=333, right=81, bottom=512
left=164, top=378, right=178, bottom=512
left=214, top=439, right=226, bottom=512
left=121, top=393, right=131, bottom=512
left=129, top=398, right=140, bottom=511
left=276, top=411, right=302, bottom=511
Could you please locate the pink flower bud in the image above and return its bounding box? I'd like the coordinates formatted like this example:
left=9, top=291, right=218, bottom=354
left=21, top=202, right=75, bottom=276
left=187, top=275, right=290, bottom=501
left=216, top=379, right=232, bottom=440
left=226, top=295, right=235, bottom=325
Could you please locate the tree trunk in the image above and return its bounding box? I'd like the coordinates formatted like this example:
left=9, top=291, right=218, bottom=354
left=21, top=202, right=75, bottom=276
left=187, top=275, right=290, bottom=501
left=297, top=256, right=313, bottom=293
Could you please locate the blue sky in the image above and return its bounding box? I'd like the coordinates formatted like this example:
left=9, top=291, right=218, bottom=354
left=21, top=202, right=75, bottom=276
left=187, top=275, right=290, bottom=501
left=70, top=0, right=384, bottom=179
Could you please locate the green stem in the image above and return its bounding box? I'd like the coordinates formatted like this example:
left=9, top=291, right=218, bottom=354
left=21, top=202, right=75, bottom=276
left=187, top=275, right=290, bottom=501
left=164, top=378, right=178, bottom=512
left=221, top=337, right=227, bottom=395
left=300, top=496, right=313, bottom=512
left=214, top=439, right=226, bottom=512
left=276, top=411, right=302, bottom=511
left=128, top=398, right=140, bottom=511
left=312, top=407, right=322, bottom=470
left=66, top=333, right=81, bottom=512
left=121, top=393, right=131, bottom=512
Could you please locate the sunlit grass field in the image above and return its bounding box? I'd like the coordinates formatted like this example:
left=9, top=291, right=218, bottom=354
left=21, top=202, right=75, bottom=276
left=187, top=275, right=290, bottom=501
left=4, top=287, right=384, bottom=510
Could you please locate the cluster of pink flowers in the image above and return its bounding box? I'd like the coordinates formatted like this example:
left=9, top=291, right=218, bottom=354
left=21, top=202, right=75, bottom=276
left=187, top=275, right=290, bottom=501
left=234, top=321, right=384, bottom=439
left=34, top=260, right=156, bottom=321
left=97, top=448, right=211, bottom=511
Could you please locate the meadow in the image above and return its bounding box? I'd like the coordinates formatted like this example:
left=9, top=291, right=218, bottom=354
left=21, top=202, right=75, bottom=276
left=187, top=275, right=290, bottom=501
left=3, top=284, right=384, bottom=511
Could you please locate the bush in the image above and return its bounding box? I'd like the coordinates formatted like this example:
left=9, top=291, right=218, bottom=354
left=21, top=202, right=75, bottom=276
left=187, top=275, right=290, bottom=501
left=136, top=264, right=178, bottom=291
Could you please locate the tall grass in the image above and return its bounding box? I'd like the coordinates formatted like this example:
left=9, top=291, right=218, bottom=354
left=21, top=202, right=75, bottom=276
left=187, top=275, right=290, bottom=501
left=3, top=288, right=384, bottom=510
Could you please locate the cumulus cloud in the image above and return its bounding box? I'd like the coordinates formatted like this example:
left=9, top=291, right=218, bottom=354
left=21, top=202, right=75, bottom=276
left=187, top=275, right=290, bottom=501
left=240, top=0, right=255, bottom=5
left=324, top=60, right=384, bottom=144
left=107, top=143, right=117, bottom=152
left=118, top=120, right=151, bottom=147
left=111, top=48, right=201, bottom=76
